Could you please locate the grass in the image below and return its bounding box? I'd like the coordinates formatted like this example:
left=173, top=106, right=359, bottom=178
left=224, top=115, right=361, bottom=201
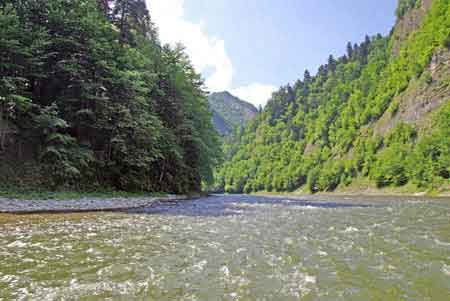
left=0, top=186, right=168, bottom=201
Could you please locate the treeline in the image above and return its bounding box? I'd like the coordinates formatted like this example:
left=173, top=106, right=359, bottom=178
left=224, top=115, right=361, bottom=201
left=215, top=0, right=450, bottom=194
left=396, top=0, right=421, bottom=18
left=0, top=0, right=221, bottom=193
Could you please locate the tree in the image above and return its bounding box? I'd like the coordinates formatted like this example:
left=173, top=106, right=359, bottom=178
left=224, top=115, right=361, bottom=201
left=303, top=69, right=312, bottom=83
left=112, top=0, right=157, bottom=45
left=328, top=55, right=337, bottom=73
left=215, top=0, right=449, bottom=194
left=317, top=65, right=328, bottom=78
left=396, top=0, right=420, bottom=18
left=96, top=0, right=111, bottom=17
left=0, top=0, right=220, bottom=192
left=346, top=42, right=353, bottom=59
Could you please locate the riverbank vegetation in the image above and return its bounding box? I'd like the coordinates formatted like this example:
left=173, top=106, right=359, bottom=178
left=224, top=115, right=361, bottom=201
left=215, top=0, right=450, bottom=195
left=0, top=0, right=221, bottom=194
left=0, top=186, right=170, bottom=201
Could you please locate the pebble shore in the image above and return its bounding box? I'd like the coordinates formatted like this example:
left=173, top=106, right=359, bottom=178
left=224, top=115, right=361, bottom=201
left=0, top=195, right=187, bottom=214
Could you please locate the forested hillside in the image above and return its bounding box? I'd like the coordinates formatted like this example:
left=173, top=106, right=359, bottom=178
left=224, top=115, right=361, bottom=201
left=215, top=0, right=450, bottom=194
left=0, top=0, right=221, bottom=193
left=208, top=91, right=258, bottom=137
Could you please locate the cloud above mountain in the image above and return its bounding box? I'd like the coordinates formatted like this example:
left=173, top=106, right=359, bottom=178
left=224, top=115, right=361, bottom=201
left=231, top=83, right=277, bottom=108
left=147, top=0, right=276, bottom=107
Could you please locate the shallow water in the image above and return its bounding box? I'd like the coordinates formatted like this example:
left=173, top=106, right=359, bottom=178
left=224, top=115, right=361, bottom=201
left=1, top=195, right=449, bottom=300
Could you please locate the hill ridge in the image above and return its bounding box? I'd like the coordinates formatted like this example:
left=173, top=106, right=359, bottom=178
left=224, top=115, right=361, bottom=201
left=208, top=91, right=258, bottom=136
left=215, top=0, right=450, bottom=194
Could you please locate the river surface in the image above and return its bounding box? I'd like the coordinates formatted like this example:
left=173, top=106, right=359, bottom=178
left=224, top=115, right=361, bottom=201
left=0, top=194, right=449, bottom=300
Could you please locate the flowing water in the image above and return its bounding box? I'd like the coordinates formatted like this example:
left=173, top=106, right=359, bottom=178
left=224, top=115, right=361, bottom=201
left=0, top=195, right=449, bottom=300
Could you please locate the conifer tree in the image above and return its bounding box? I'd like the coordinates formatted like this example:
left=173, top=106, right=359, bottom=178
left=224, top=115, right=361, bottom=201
left=0, top=0, right=220, bottom=192
left=346, top=42, right=353, bottom=59
left=328, top=55, right=337, bottom=73
left=303, top=69, right=312, bottom=83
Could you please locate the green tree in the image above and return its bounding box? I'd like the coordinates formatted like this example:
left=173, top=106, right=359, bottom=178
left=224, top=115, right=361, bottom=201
left=0, top=0, right=221, bottom=193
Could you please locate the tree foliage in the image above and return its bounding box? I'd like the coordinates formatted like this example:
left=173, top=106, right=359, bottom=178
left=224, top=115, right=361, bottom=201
left=396, top=0, right=421, bottom=18
left=215, top=0, right=450, bottom=194
left=0, top=0, right=221, bottom=193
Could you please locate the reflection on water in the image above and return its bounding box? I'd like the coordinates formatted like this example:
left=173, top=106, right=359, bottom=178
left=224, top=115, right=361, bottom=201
left=1, top=195, right=449, bottom=300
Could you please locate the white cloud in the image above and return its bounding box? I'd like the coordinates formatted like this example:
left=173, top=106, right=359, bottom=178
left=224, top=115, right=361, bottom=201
left=147, top=0, right=277, bottom=107
left=147, top=0, right=232, bottom=91
left=231, top=83, right=277, bottom=107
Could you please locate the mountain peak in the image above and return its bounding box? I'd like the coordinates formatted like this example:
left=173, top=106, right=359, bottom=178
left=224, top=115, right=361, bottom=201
left=208, top=91, right=258, bottom=136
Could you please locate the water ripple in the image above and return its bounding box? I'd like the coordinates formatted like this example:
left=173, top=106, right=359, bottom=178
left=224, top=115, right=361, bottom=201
left=1, top=195, right=449, bottom=300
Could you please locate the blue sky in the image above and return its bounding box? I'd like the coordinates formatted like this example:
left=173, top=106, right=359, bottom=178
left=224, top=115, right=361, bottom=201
left=148, top=0, right=397, bottom=106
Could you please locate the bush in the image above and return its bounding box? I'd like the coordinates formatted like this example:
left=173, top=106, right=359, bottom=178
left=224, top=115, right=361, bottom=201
left=307, top=168, right=320, bottom=193
left=371, top=144, right=409, bottom=187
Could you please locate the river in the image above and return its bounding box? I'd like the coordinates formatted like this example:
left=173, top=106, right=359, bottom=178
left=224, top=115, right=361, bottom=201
left=1, top=194, right=449, bottom=300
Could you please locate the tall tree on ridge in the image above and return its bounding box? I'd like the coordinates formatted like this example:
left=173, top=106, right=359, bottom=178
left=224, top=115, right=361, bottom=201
left=303, top=69, right=312, bottom=84
left=112, top=0, right=157, bottom=45
left=346, top=42, right=353, bottom=60
left=328, top=54, right=337, bottom=73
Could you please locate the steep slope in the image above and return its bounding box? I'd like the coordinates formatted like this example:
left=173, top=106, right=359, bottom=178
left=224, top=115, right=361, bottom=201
left=0, top=0, right=221, bottom=193
left=208, top=92, right=258, bottom=136
left=215, top=0, right=450, bottom=194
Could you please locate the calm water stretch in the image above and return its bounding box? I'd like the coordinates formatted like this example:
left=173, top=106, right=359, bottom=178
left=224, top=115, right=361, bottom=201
left=1, top=195, right=449, bottom=300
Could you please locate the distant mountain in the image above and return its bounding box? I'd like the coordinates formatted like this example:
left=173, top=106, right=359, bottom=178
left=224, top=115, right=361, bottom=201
left=208, top=91, right=258, bottom=136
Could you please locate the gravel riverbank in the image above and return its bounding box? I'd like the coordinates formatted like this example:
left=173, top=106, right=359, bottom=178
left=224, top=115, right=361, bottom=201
left=0, top=195, right=188, bottom=214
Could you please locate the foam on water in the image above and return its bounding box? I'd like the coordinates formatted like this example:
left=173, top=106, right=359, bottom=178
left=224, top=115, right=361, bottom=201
left=443, top=264, right=450, bottom=276
left=343, top=226, right=359, bottom=233
left=1, top=195, right=449, bottom=300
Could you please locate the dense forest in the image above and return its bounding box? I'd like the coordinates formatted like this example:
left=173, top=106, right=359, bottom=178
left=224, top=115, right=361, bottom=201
left=1, top=0, right=449, bottom=196
left=0, top=0, right=221, bottom=193
left=215, top=0, right=450, bottom=194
